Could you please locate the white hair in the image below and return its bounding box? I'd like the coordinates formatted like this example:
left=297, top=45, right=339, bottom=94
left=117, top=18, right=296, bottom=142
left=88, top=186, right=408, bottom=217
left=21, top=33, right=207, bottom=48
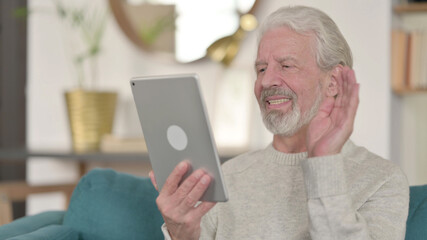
left=259, top=5, right=353, bottom=71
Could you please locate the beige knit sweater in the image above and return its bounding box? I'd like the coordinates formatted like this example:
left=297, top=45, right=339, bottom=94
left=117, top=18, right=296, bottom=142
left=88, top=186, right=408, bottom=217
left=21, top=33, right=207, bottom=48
left=163, top=141, right=409, bottom=240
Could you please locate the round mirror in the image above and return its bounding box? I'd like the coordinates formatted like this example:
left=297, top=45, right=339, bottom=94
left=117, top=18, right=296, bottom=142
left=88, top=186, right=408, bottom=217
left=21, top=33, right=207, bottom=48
left=109, top=0, right=258, bottom=63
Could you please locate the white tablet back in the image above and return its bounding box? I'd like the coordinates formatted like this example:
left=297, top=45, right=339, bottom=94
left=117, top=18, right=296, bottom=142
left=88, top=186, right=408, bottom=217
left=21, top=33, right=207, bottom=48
left=130, top=74, right=228, bottom=202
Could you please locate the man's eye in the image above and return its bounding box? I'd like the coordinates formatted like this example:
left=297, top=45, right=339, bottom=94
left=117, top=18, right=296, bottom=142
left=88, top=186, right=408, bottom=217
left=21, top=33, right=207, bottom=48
left=258, top=68, right=266, bottom=73
left=282, top=65, right=292, bottom=69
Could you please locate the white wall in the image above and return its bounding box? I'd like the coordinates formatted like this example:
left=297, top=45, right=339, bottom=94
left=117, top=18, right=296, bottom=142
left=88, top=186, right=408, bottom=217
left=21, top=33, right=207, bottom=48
left=26, top=0, right=392, bottom=214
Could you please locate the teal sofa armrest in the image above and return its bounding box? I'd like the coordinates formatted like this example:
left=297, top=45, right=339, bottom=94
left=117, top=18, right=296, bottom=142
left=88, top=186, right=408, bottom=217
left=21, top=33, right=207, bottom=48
left=0, top=211, right=66, bottom=239
left=406, top=185, right=427, bottom=240
left=7, top=225, right=78, bottom=240
left=63, top=168, right=164, bottom=240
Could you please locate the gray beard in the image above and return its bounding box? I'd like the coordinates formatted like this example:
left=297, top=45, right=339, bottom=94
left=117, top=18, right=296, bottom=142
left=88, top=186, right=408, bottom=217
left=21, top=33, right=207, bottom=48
left=260, top=87, right=322, bottom=137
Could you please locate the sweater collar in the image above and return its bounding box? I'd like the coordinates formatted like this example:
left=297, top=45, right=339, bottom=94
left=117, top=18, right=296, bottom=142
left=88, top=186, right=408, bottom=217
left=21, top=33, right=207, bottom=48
left=264, top=140, right=354, bottom=166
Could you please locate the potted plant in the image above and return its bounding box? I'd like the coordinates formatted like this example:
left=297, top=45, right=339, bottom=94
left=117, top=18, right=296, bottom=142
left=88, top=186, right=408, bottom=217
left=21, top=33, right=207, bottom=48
left=17, top=1, right=117, bottom=152
left=57, top=1, right=117, bottom=152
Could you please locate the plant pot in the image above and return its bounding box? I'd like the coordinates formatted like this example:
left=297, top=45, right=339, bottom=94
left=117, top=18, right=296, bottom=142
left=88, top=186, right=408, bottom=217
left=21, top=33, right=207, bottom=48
left=65, top=89, right=117, bottom=152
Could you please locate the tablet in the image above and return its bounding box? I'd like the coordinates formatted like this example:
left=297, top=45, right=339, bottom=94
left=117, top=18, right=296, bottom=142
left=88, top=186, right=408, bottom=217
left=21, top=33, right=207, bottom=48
left=130, top=74, right=228, bottom=202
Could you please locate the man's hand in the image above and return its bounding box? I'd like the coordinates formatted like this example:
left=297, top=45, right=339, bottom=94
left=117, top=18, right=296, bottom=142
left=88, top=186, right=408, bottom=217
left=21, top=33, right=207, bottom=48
left=307, top=66, right=359, bottom=157
left=149, top=161, right=216, bottom=240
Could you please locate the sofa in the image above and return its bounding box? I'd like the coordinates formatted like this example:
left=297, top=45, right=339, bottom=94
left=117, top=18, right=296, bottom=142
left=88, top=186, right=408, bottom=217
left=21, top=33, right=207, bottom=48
left=0, top=168, right=426, bottom=240
left=406, top=184, right=427, bottom=240
left=0, top=169, right=164, bottom=240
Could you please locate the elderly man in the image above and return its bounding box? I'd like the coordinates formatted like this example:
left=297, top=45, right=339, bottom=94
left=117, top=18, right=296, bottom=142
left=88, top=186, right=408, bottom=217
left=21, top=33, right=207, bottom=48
left=150, top=6, right=409, bottom=240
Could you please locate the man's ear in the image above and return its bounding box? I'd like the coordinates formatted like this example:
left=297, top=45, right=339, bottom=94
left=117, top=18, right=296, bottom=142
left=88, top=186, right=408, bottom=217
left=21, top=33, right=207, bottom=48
left=326, top=65, right=343, bottom=97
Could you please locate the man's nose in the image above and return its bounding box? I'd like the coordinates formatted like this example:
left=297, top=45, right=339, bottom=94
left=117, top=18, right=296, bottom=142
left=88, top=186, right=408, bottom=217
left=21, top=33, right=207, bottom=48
left=261, top=66, right=284, bottom=88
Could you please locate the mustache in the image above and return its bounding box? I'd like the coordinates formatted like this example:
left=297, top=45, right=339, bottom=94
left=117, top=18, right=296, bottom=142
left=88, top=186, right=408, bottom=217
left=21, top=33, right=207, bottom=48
left=260, top=87, right=297, bottom=103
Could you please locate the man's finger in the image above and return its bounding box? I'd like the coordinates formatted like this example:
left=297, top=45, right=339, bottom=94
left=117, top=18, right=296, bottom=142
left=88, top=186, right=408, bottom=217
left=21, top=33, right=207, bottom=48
left=174, top=169, right=206, bottom=204
left=341, top=67, right=354, bottom=107
left=189, top=201, right=217, bottom=221
left=344, top=70, right=359, bottom=111
left=162, top=161, right=190, bottom=196
left=149, top=170, right=159, bottom=191
left=343, top=68, right=350, bottom=102
left=342, top=69, right=359, bottom=130
left=334, top=66, right=345, bottom=107
left=180, top=174, right=212, bottom=211
left=316, top=96, right=335, bottom=119
left=348, top=83, right=360, bottom=123
left=347, top=67, right=357, bottom=85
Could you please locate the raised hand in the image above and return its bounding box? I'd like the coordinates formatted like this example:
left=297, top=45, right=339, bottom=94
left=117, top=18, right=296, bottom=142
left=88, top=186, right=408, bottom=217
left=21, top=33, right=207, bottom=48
left=149, top=161, right=216, bottom=240
left=306, top=66, right=360, bottom=157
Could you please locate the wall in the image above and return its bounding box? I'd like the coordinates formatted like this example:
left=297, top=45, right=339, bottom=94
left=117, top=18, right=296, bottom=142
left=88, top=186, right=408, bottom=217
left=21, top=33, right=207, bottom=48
left=26, top=0, right=392, bottom=214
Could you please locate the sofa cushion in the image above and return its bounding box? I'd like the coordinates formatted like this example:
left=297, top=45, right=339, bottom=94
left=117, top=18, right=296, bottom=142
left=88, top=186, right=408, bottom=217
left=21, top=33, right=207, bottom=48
left=63, top=168, right=164, bottom=240
left=0, top=211, right=66, bottom=239
left=7, top=225, right=78, bottom=240
left=406, top=185, right=427, bottom=240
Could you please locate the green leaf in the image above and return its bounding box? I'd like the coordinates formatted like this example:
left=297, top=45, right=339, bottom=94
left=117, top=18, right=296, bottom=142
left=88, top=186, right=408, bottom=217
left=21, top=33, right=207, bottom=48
left=138, top=12, right=175, bottom=45
left=54, top=1, right=67, bottom=19
left=13, top=7, right=30, bottom=19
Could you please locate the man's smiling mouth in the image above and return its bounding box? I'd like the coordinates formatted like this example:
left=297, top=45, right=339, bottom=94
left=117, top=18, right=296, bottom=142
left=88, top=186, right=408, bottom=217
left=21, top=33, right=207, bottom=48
left=267, top=99, right=290, bottom=105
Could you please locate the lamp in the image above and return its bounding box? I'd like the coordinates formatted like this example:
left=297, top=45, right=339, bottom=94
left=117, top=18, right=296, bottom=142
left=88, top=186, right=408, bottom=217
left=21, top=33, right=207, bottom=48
left=207, top=14, right=257, bottom=66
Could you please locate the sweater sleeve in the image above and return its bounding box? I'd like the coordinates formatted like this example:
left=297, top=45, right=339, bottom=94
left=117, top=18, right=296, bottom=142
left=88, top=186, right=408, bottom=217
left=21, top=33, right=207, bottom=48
left=161, top=224, right=173, bottom=240
left=301, top=154, right=409, bottom=240
left=160, top=209, right=217, bottom=240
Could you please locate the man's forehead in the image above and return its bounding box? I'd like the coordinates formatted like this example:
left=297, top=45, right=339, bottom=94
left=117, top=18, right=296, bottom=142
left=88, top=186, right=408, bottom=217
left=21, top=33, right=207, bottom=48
left=255, top=56, right=298, bottom=66
left=256, top=28, right=316, bottom=60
